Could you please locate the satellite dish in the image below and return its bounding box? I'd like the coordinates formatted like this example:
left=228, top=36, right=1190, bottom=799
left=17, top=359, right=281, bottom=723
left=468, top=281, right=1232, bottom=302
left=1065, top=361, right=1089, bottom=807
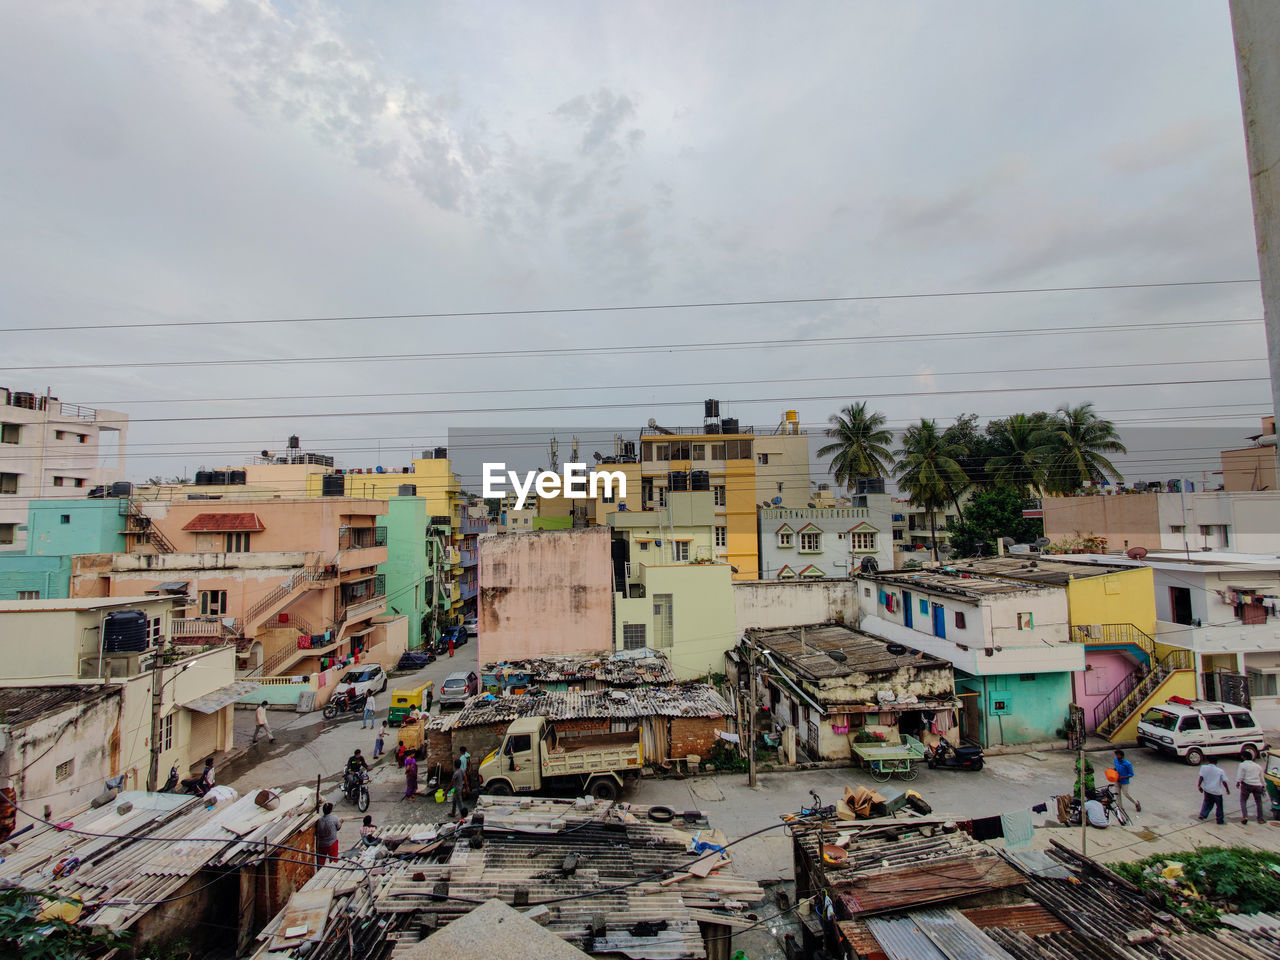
left=593, top=452, right=602, bottom=462
left=772, top=496, right=783, bottom=505
left=826, top=650, right=848, bottom=663
left=807, top=502, right=816, bottom=508
left=647, top=418, right=658, bottom=428
left=261, top=450, right=274, bottom=459
left=1126, top=546, right=1149, bottom=560
left=1001, top=537, right=1016, bottom=547
left=1034, top=537, right=1051, bottom=548
left=860, top=556, right=879, bottom=573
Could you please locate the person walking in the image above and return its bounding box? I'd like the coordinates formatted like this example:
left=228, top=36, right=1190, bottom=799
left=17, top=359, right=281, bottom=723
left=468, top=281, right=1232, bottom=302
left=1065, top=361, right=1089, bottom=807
left=1237, top=755, right=1267, bottom=824
left=460, top=744, right=473, bottom=793
left=403, top=754, right=419, bottom=800
left=315, top=802, right=343, bottom=864
left=361, top=691, right=377, bottom=729
left=450, top=758, right=467, bottom=817
left=448, top=632, right=455, bottom=658
left=1197, top=758, right=1229, bottom=825
left=1112, top=749, right=1139, bottom=813
left=251, top=701, right=275, bottom=744
left=373, top=722, right=387, bottom=760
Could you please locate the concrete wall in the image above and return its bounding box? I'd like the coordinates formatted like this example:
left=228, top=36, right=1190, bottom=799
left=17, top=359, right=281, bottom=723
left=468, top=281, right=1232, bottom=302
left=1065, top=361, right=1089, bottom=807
left=1042, top=494, right=1161, bottom=551
left=734, top=579, right=856, bottom=631
left=0, top=554, right=72, bottom=600
left=956, top=671, right=1075, bottom=747
left=140, top=497, right=387, bottom=556
left=382, top=497, right=427, bottom=650
left=477, top=528, right=613, bottom=662
left=759, top=500, right=893, bottom=580
left=1064, top=566, right=1156, bottom=636
left=27, top=499, right=129, bottom=556
left=613, top=562, right=736, bottom=680
left=1075, top=649, right=1138, bottom=733
left=1044, top=491, right=1280, bottom=554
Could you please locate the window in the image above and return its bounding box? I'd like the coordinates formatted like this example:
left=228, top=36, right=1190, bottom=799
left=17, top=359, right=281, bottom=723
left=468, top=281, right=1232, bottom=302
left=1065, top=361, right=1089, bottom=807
left=799, top=532, right=821, bottom=552
left=864, top=587, right=872, bottom=597
left=149, top=617, right=162, bottom=645
left=18, top=590, right=39, bottom=600
left=1233, top=709, right=1260, bottom=726
left=757, top=453, right=769, bottom=465
left=162, top=713, right=173, bottom=751
left=54, top=430, right=66, bottom=439
left=955, top=611, right=967, bottom=629
left=713, top=485, right=726, bottom=507
left=622, top=623, right=647, bottom=650
left=1178, top=715, right=1202, bottom=732
left=0, top=423, right=18, bottom=444
left=673, top=541, right=690, bottom=561
left=0, top=523, right=14, bottom=545
left=200, top=590, right=228, bottom=616
left=691, top=443, right=705, bottom=460
left=919, top=599, right=929, bottom=615
left=1170, top=524, right=1185, bottom=534
left=850, top=532, right=875, bottom=551
left=642, top=442, right=653, bottom=461
left=1, top=473, right=19, bottom=494
left=224, top=532, right=251, bottom=552
left=1016, top=612, right=1034, bottom=630
left=1019, top=673, right=1035, bottom=682
left=55, top=759, right=75, bottom=781
left=776, top=482, right=783, bottom=493
left=1204, top=713, right=1233, bottom=732
left=715, top=526, right=727, bottom=548
left=1169, top=586, right=1194, bottom=625
left=52, top=476, right=64, bottom=487
left=724, top=439, right=752, bottom=459
left=60, top=514, right=71, bottom=524
left=668, top=440, right=691, bottom=460
left=51, top=476, right=84, bottom=488
left=654, top=443, right=669, bottom=461
left=892, top=529, right=904, bottom=541
left=657, top=486, right=667, bottom=507
left=653, top=594, right=673, bottom=648
left=710, top=443, right=726, bottom=460
left=504, top=734, right=532, bottom=755
left=777, top=531, right=793, bottom=548
left=639, top=540, right=650, bottom=551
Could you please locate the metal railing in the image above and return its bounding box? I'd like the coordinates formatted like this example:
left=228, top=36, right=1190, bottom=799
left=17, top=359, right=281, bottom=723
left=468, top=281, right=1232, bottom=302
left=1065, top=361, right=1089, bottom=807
left=338, top=525, right=387, bottom=550
left=1095, top=647, right=1195, bottom=736
left=1069, top=623, right=1156, bottom=660
left=123, top=499, right=176, bottom=553
left=242, top=558, right=327, bottom=627
left=171, top=618, right=227, bottom=638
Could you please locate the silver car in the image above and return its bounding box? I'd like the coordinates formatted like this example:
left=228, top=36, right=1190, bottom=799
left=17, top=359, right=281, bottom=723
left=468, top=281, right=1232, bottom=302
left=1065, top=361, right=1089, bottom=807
left=439, top=670, right=478, bottom=708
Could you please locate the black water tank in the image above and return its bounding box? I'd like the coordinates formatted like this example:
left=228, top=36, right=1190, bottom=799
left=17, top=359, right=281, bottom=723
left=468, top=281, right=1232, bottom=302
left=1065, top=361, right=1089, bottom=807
left=195, top=471, right=213, bottom=486
left=434, top=447, right=448, bottom=460
left=229, top=470, right=247, bottom=485
left=704, top=399, right=720, bottom=418
left=109, top=481, right=133, bottom=497
left=720, top=418, right=739, bottom=434
left=288, top=435, right=300, bottom=449
left=668, top=471, right=688, bottom=491
left=856, top=478, right=886, bottom=495
left=398, top=484, right=417, bottom=496
left=622, top=440, right=636, bottom=458
left=704, top=422, right=720, bottom=434
left=322, top=474, right=345, bottom=497
left=210, top=470, right=227, bottom=485
left=103, top=610, right=149, bottom=653
left=690, top=470, right=710, bottom=491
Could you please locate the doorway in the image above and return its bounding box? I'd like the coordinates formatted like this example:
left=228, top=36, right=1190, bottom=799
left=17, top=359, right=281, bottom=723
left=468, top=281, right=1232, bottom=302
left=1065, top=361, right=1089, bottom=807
left=1169, top=586, right=1194, bottom=625
left=931, top=603, right=947, bottom=638
left=903, top=590, right=913, bottom=629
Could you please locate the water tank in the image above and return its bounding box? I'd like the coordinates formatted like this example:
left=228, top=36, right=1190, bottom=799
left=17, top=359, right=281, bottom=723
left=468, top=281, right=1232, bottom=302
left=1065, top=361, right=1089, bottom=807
left=704, top=422, right=720, bottom=434
left=704, top=399, right=720, bottom=418
left=321, top=474, right=345, bottom=497
left=690, top=470, right=710, bottom=491
left=375, top=466, right=384, bottom=474
left=288, top=435, right=300, bottom=449
left=398, top=484, right=417, bottom=497
left=210, top=470, right=227, bottom=485
left=109, top=481, right=133, bottom=497
left=720, top=418, right=739, bottom=434
left=856, top=478, right=886, bottom=495
left=668, top=471, right=688, bottom=492
left=622, top=440, right=636, bottom=458
left=434, top=447, right=448, bottom=460
left=195, top=471, right=213, bottom=486
left=228, top=470, right=247, bottom=485
left=103, top=610, right=149, bottom=653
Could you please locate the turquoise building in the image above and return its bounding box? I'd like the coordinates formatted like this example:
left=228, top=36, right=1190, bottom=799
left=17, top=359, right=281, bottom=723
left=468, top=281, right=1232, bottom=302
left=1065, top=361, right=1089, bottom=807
left=0, top=499, right=129, bottom=600
left=381, top=496, right=431, bottom=651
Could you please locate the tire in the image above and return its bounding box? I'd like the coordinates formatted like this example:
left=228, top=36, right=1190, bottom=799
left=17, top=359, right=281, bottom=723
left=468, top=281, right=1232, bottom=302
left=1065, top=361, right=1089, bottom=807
left=1241, top=745, right=1259, bottom=761
left=322, top=704, right=337, bottom=720
left=871, top=767, right=892, bottom=784
left=970, top=759, right=983, bottom=771
left=899, top=765, right=920, bottom=782
left=1185, top=748, right=1204, bottom=766
left=486, top=781, right=513, bottom=796
left=1113, top=804, right=1129, bottom=826
left=358, top=787, right=370, bottom=813
left=589, top=778, right=619, bottom=801
left=927, top=758, right=936, bottom=769
left=647, top=805, right=676, bottom=823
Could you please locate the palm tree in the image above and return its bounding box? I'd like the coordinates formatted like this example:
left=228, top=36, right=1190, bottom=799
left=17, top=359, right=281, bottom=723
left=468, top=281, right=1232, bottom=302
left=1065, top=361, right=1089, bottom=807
left=817, top=402, right=895, bottom=489
left=894, top=419, right=970, bottom=561
left=1040, top=402, right=1127, bottom=495
left=986, top=412, right=1054, bottom=497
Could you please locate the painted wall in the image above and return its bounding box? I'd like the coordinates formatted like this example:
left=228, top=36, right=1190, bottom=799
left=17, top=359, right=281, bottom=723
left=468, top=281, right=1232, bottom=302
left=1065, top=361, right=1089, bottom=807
left=139, top=497, right=387, bottom=556
left=382, top=497, right=427, bottom=650
left=1042, top=495, right=1161, bottom=551
left=27, top=499, right=129, bottom=556
left=613, top=562, right=736, bottom=680
left=958, top=670, right=1073, bottom=747
left=477, top=528, right=613, bottom=662
left=759, top=500, right=894, bottom=580
left=0, top=554, right=72, bottom=600
left=734, top=579, right=857, bottom=631
left=1065, top=566, right=1156, bottom=636
left=1109, top=669, right=1197, bottom=742
left=1075, top=649, right=1139, bottom=732
left=753, top=427, right=811, bottom=510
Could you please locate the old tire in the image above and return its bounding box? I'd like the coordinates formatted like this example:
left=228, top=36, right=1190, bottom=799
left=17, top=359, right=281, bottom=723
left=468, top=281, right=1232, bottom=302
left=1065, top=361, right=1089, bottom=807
left=589, top=778, right=618, bottom=801
left=322, top=704, right=337, bottom=720
left=358, top=787, right=370, bottom=813
left=647, top=805, right=676, bottom=823
left=1185, top=748, right=1204, bottom=766
left=486, top=781, right=513, bottom=796
left=1241, top=745, right=1259, bottom=761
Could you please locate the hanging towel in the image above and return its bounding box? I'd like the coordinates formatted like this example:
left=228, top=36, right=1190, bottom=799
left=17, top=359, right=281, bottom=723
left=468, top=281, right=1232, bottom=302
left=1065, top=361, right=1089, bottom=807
left=1001, top=809, right=1035, bottom=848
left=971, top=815, right=1004, bottom=841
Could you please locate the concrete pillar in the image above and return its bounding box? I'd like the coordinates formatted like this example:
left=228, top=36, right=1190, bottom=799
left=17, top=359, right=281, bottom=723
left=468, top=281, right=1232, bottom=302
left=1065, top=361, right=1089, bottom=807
left=1231, top=2, right=1280, bottom=473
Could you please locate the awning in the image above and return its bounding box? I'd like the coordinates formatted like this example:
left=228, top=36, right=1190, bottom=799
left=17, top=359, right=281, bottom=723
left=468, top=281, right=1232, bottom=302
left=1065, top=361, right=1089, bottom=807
left=182, top=681, right=261, bottom=714
left=147, top=581, right=190, bottom=594
left=181, top=512, right=265, bottom=532
left=346, top=626, right=377, bottom=638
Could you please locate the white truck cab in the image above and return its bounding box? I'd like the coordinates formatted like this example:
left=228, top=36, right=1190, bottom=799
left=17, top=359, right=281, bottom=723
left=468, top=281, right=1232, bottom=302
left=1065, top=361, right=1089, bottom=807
left=1136, top=697, right=1267, bottom=765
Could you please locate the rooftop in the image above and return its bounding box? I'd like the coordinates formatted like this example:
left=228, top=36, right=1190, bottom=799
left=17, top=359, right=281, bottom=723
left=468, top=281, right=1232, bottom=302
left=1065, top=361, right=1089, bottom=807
left=860, top=568, right=1056, bottom=599
left=0, top=683, right=120, bottom=725
left=0, top=594, right=176, bottom=613
left=745, top=622, right=949, bottom=681
left=949, top=556, right=1135, bottom=585
left=482, top=651, right=675, bottom=687
left=428, top=685, right=729, bottom=731
left=1048, top=551, right=1280, bottom=573
left=181, top=511, right=266, bottom=532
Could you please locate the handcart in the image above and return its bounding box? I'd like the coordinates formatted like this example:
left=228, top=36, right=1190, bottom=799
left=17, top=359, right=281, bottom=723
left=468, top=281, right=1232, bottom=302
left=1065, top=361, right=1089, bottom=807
left=850, top=733, right=925, bottom=783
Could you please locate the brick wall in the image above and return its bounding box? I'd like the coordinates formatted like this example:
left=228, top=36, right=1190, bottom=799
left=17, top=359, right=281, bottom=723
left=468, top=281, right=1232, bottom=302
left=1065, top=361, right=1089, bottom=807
left=669, top=717, right=719, bottom=760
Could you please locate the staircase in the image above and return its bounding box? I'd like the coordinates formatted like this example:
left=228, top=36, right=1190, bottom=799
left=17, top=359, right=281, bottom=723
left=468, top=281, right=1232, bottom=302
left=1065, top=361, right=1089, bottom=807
left=123, top=499, right=176, bottom=553
left=240, top=557, right=330, bottom=632
left=1070, top=622, right=1155, bottom=666
left=1095, top=647, right=1194, bottom=739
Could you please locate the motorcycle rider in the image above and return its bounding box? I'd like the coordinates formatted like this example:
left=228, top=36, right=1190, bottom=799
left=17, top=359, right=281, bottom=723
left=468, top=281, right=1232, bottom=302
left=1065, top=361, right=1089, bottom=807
left=344, top=749, right=369, bottom=797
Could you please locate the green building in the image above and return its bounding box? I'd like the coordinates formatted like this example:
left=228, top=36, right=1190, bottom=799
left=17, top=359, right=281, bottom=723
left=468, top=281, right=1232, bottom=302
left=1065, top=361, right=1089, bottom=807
left=0, top=499, right=129, bottom=600
left=380, top=497, right=454, bottom=650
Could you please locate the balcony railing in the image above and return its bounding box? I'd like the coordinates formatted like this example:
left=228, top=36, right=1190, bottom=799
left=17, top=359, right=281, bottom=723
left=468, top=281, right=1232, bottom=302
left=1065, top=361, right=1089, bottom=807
left=171, top=618, right=232, bottom=639
left=1069, top=623, right=1155, bottom=660
left=461, top=547, right=478, bottom=566
left=460, top=580, right=478, bottom=600
left=461, top=516, right=488, bottom=535
left=339, top=526, right=387, bottom=550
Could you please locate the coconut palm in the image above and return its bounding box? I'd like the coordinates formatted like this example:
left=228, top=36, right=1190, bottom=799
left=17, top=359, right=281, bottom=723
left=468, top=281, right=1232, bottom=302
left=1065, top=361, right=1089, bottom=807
left=894, top=418, right=970, bottom=561
left=1040, top=402, right=1127, bottom=495
left=986, top=412, right=1054, bottom=496
left=817, top=402, right=895, bottom=489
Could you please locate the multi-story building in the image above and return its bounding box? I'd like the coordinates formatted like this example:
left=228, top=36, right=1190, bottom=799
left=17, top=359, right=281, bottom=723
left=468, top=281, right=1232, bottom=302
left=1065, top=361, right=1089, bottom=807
left=0, top=594, right=241, bottom=824
left=891, top=499, right=960, bottom=565
left=459, top=504, right=488, bottom=619
left=1218, top=416, right=1276, bottom=493
left=758, top=497, right=893, bottom=580
left=639, top=407, right=811, bottom=580
left=0, top=498, right=129, bottom=600
left=70, top=497, right=400, bottom=681
left=1041, top=489, right=1280, bottom=555
left=0, top=387, right=128, bottom=551
left=856, top=567, right=1082, bottom=747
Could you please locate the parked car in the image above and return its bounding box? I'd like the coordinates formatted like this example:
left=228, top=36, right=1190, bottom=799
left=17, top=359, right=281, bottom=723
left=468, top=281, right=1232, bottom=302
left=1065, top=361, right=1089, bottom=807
left=1137, top=698, right=1267, bottom=765
left=462, top=615, right=478, bottom=636
left=396, top=650, right=435, bottom=671
left=334, top=665, right=388, bottom=699
left=439, top=670, right=479, bottom=708
left=442, top=625, right=469, bottom=648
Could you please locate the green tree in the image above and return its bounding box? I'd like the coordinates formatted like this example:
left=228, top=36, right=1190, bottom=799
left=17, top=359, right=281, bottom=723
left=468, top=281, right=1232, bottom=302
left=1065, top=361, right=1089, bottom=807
left=942, top=413, right=993, bottom=492
left=0, top=887, right=128, bottom=960
left=894, top=419, right=970, bottom=561
left=947, top=487, right=1045, bottom=558
left=1040, top=403, right=1127, bottom=495
left=985, top=412, right=1055, bottom=496
left=817, top=402, right=895, bottom=489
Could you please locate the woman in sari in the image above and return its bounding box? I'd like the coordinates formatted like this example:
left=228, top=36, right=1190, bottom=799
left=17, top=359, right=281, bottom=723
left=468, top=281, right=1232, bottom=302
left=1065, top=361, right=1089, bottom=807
left=403, top=754, right=418, bottom=799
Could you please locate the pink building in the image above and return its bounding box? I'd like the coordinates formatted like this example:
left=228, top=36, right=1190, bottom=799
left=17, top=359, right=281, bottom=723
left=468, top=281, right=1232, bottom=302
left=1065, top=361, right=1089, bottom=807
left=478, top=527, right=613, bottom=663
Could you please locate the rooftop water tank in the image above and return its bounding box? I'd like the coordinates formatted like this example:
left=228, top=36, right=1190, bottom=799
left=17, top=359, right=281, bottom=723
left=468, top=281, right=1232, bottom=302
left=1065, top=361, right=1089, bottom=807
left=103, top=610, right=149, bottom=653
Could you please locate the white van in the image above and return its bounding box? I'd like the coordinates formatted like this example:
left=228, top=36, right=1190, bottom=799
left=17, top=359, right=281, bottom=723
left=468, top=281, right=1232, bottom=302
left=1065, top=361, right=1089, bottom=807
left=1136, top=698, right=1268, bottom=765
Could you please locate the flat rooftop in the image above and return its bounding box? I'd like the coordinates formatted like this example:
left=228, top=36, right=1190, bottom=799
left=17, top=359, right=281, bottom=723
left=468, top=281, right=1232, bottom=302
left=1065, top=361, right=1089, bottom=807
left=861, top=569, right=1055, bottom=599
left=950, top=556, right=1134, bottom=585
left=0, top=595, right=174, bottom=613
left=746, top=622, right=948, bottom=680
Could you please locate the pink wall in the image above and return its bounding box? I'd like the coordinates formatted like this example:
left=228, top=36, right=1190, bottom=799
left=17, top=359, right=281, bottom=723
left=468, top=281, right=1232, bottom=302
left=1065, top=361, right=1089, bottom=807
left=1075, top=649, right=1140, bottom=732
left=478, top=527, right=613, bottom=662
left=142, top=497, right=386, bottom=554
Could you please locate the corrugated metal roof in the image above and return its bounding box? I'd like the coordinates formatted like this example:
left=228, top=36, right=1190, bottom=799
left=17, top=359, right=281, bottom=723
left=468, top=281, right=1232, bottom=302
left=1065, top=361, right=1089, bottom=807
left=961, top=904, right=1067, bottom=937
left=865, top=916, right=949, bottom=960
left=837, top=858, right=1026, bottom=916
left=912, top=909, right=1018, bottom=960
left=1221, top=913, right=1280, bottom=933
left=746, top=622, right=952, bottom=681
left=182, top=680, right=261, bottom=714
left=429, top=685, right=729, bottom=730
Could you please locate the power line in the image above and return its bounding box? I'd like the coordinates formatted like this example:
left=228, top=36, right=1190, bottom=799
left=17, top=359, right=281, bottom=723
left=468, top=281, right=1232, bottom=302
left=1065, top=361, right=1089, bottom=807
left=0, top=316, right=1264, bottom=372
left=0, top=278, right=1260, bottom=334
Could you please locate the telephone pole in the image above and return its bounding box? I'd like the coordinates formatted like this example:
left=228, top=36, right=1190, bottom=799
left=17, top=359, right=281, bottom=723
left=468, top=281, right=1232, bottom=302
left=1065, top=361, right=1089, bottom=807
left=147, top=645, right=163, bottom=792
left=746, top=641, right=759, bottom=788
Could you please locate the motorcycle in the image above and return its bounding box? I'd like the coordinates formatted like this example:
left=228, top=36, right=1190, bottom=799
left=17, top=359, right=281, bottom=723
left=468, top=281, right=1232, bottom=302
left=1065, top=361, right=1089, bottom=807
left=1068, top=785, right=1129, bottom=827
left=924, top=735, right=984, bottom=771
left=323, top=689, right=369, bottom=721
left=343, top=770, right=371, bottom=812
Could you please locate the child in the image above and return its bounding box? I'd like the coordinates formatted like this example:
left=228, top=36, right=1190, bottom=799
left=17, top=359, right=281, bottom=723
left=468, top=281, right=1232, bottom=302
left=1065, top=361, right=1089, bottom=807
left=374, top=723, right=387, bottom=760
left=359, top=814, right=378, bottom=845
left=395, top=741, right=407, bottom=767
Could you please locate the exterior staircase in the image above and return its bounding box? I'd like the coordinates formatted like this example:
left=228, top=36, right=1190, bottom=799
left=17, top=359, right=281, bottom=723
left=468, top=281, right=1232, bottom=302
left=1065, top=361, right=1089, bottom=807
left=1070, top=622, right=1155, bottom=667
left=240, top=556, right=331, bottom=633
left=1095, top=647, right=1194, bottom=739
left=122, top=499, right=176, bottom=553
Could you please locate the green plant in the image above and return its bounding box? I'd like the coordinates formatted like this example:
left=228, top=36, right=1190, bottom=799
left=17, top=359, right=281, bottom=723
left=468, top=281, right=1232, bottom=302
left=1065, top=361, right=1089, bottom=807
left=141, top=936, right=191, bottom=960
left=0, top=887, right=129, bottom=960
left=1113, top=847, right=1280, bottom=928
left=1071, top=756, right=1095, bottom=797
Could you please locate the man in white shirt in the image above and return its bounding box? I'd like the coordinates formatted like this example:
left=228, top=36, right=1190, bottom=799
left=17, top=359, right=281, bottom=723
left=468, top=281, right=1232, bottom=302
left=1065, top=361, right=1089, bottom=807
left=362, top=691, right=377, bottom=729
left=1198, top=760, right=1229, bottom=825
left=1237, top=757, right=1267, bottom=824
left=252, top=700, right=275, bottom=744
left=1083, top=791, right=1109, bottom=829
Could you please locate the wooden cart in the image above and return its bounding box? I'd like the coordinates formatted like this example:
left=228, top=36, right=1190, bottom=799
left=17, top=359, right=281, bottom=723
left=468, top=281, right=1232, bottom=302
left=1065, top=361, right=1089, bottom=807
left=850, top=733, right=925, bottom=783
left=397, top=717, right=426, bottom=758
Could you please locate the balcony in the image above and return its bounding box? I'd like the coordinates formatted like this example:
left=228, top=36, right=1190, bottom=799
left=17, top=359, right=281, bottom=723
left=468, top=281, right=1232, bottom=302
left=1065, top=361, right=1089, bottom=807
left=171, top=617, right=238, bottom=640
left=339, top=525, right=387, bottom=550
left=461, top=516, right=488, bottom=535
left=337, top=574, right=386, bottom=622
left=460, top=580, right=477, bottom=600
left=461, top=547, right=478, bottom=567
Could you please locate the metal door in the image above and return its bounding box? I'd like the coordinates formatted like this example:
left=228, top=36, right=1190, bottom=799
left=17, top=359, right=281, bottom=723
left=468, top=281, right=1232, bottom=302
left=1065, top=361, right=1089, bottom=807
left=903, top=591, right=913, bottom=628
left=932, top=603, right=946, bottom=638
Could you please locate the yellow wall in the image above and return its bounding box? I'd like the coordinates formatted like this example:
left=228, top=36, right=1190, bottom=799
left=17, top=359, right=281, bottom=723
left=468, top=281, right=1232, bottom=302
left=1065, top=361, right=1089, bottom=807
left=725, top=459, right=758, bottom=579
left=613, top=562, right=736, bottom=680
left=1109, top=669, right=1196, bottom=742
left=1064, top=566, right=1156, bottom=636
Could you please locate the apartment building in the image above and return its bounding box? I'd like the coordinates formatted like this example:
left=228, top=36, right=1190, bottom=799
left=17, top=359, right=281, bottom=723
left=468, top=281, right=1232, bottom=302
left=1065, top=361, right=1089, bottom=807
left=1218, top=416, right=1276, bottom=492
left=0, top=387, right=128, bottom=551
left=0, top=498, right=129, bottom=600
left=758, top=498, right=894, bottom=580
left=891, top=499, right=961, bottom=565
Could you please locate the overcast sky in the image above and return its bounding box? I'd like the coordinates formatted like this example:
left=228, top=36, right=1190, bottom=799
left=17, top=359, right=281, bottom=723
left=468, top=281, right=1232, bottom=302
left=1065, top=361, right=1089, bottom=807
left=0, top=1, right=1270, bottom=492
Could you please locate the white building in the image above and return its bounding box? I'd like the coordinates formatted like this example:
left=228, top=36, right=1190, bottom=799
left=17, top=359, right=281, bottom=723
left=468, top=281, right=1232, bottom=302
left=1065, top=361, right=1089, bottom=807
left=0, top=388, right=128, bottom=551
left=759, top=497, right=894, bottom=580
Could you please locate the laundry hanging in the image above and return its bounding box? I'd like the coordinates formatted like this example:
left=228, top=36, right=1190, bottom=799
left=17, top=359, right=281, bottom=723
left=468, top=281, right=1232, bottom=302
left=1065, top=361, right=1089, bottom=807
left=1001, top=809, right=1035, bottom=848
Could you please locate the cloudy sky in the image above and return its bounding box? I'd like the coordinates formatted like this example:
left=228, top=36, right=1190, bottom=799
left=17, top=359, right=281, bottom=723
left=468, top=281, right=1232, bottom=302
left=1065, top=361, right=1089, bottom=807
left=0, top=0, right=1270, bottom=491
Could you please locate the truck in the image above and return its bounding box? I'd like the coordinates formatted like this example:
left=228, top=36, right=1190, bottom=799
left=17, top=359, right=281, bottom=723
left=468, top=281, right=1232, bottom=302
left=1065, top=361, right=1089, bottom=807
left=477, top=716, right=643, bottom=801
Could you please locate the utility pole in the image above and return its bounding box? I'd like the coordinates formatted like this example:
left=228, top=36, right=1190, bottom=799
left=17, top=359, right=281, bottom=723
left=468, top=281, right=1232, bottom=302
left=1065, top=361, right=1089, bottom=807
left=146, top=645, right=163, bottom=792
left=1078, top=741, right=1087, bottom=856
left=747, top=642, right=759, bottom=788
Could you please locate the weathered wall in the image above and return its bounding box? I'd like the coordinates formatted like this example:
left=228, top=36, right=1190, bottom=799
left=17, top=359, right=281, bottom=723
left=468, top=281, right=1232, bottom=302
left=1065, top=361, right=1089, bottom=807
left=735, top=579, right=856, bottom=632
left=668, top=717, right=718, bottom=760
left=477, top=528, right=613, bottom=662
left=1042, top=495, right=1161, bottom=551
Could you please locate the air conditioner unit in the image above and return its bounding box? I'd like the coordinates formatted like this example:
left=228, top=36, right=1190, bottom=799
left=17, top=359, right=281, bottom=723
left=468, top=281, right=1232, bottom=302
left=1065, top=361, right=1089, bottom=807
left=629, top=584, right=646, bottom=598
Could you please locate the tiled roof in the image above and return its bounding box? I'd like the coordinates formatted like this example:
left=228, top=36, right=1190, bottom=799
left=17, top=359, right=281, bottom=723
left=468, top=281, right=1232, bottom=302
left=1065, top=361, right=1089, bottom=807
left=181, top=512, right=265, bottom=532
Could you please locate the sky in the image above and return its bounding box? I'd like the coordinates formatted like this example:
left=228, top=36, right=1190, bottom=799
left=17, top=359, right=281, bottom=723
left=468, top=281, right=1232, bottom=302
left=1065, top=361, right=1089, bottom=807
left=0, top=0, right=1270, bottom=494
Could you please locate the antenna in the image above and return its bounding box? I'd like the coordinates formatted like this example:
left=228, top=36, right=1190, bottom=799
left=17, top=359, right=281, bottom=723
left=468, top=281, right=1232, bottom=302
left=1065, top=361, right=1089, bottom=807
left=549, top=437, right=559, bottom=472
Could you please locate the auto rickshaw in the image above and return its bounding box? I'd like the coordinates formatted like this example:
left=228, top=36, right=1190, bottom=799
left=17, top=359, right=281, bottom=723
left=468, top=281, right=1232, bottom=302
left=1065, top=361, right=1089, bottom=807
left=1264, top=751, right=1280, bottom=821
left=387, top=681, right=433, bottom=726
